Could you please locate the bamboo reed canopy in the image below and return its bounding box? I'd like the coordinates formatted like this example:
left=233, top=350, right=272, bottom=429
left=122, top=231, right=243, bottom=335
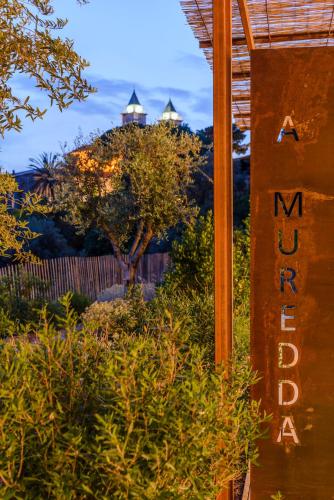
left=181, top=0, right=334, bottom=130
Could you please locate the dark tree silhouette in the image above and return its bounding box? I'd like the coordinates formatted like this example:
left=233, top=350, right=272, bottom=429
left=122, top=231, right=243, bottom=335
left=196, top=124, right=249, bottom=155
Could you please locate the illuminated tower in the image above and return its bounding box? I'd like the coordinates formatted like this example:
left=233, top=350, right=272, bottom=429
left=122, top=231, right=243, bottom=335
left=121, top=90, right=147, bottom=126
left=160, top=99, right=183, bottom=126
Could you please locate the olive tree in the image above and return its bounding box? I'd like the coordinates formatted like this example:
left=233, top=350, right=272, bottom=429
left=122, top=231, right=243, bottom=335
left=56, top=123, right=203, bottom=284
left=0, top=0, right=93, bottom=136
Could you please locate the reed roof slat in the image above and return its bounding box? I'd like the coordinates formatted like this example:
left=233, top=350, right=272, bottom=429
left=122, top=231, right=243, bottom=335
left=181, top=0, right=334, bottom=129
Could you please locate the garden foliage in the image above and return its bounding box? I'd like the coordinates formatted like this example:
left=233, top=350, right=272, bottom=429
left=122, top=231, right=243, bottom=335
left=0, top=174, right=48, bottom=261
left=0, top=274, right=91, bottom=333
left=0, top=295, right=265, bottom=499
left=233, top=217, right=250, bottom=315
left=0, top=273, right=49, bottom=331
left=165, top=211, right=214, bottom=293
left=165, top=211, right=250, bottom=314
left=0, top=207, right=263, bottom=498
left=150, top=286, right=215, bottom=358
left=82, top=298, right=139, bottom=337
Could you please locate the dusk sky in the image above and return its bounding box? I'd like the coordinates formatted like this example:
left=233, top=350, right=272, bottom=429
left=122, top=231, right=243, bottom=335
left=1, top=0, right=213, bottom=173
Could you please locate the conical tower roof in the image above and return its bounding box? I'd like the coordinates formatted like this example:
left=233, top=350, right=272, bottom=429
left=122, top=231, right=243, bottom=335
left=122, top=90, right=147, bottom=126
left=128, top=90, right=141, bottom=106
left=164, top=99, right=177, bottom=113
left=160, top=98, right=182, bottom=125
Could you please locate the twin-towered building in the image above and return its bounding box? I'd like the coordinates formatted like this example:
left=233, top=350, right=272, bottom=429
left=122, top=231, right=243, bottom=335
left=121, top=90, right=183, bottom=127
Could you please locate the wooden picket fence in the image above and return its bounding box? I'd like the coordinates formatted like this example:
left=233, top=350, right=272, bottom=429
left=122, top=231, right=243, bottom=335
left=0, top=253, right=170, bottom=302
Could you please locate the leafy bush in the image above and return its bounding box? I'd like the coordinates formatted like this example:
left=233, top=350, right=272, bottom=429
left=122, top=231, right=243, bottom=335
left=150, top=285, right=214, bottom=359
left=82, top=298, right=138, bottom=337
left=69, top=291, right=92, bottom=315
left=83, top=285, right=214, bottom=356
left=165, top=211, right=214, bottom=293
left=164, top=212, right=250, bottom=314
left=0, top=273, right=49, bottom=324
left=0, top=272, right=91, bottom=330
left=0, top=307, right=16, bottom=337
left=0, top=296, right=265, bottom=499
left=44, top=292, right=91, bottom=327
left=0, top=173, right=48, bottom=262
left=150, top=286, right=248, bottom=366
left=0, top=272, right=50, bottom=302
left=234, top=217, right=250, bottom=315
left=45, top=300, right=67, bottom=324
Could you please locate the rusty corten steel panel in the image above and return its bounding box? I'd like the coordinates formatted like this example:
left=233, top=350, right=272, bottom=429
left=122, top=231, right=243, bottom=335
left=251, top=47, right=334, bottom=499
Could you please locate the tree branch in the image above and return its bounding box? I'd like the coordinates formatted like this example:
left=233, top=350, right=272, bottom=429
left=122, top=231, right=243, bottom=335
left=196, top=166, right=213, bottom=184
left=100, top=222, right=128, bottom=272
left=131, top=224, right=154, bottom=270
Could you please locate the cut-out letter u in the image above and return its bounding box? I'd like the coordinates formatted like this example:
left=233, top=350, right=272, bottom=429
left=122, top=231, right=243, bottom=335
left=279, top=229, right=299, bottom=255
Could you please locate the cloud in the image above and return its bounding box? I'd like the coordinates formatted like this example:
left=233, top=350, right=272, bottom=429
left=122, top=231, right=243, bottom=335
left=71, top=99, right=115, bottom=116
left=92, top=78, right=146, bottom=97
left=89, top=74, right=193, bottom=102
left=191, top=95, right=213, bottom=116
left=146, top=98, right=166, bottom=111
left=152, top=86, right=192, bottom=100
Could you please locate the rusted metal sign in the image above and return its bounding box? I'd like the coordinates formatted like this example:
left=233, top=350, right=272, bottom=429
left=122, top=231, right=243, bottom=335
left=251, top=47, right=334, bottom=499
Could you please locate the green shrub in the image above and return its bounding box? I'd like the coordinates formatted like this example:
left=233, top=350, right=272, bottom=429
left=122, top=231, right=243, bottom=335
left=0, top=295, right=265, bottom=499
left=0, top=307, right=16, bottom=337
left=44, top=293, right=91, bottom=327
left=164, top=212, right=250, bottom=315
left=82, top=298, right=138, bottom=337
left=165, top=211, right=214, bottom=293
left=234, top=313, right=250, bottom=361
left=149, top=285, right=214, bottom=359
left=234, top=217, right=250, bottom=315
left=46, top=300, right=66, bottom=324
left=0, top=273, right=49, bottom=324
left=1, top=272, right=50, bottom=302
left=0, top=273, right=91, bottom=330
left=149, top=286, right=250, bottom=366
left=69, top=291, right=92, bottom=315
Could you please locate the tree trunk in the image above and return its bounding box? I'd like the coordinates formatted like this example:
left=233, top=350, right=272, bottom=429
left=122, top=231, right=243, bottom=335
left=101, top=222, right=153, bottom=291
left=122, top=259, right=140, bottom=287
left=115, top=258, right=137, bottom=288
left=127, top=262, right=137, bottom=288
